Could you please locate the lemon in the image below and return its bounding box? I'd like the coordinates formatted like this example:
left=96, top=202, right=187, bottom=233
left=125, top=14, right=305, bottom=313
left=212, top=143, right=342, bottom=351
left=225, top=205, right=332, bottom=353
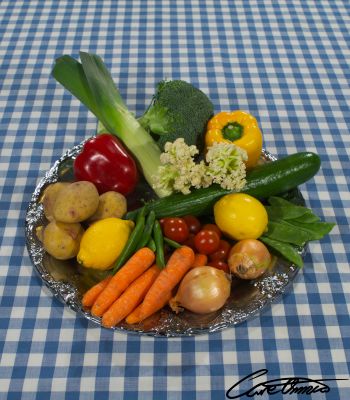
left=214, top=193, right=268, bottom=240
left=77, top=217, right=134, bottom=270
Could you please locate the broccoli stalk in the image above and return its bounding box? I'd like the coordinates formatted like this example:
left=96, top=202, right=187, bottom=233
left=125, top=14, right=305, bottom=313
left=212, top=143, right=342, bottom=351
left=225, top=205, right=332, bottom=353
left=52, top=53, right=171, bottom=198
left=138, top=80, right=214, bottom=150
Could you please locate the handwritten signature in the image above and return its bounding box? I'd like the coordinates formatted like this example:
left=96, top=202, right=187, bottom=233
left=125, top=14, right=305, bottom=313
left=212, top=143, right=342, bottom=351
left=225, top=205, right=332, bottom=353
left=226, top=369, right=348, bottom=398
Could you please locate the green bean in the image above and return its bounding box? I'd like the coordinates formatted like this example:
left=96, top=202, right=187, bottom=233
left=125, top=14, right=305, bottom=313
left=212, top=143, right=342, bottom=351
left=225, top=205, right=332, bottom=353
left=153, top=220, right=165, bottom=269
left=137, top=210, right=156, bottom=250
left=112, top=207, right=146, bottom=274
left=146, top=238, right=156, bottom=252
left=164, top=237, right=181, bottom=249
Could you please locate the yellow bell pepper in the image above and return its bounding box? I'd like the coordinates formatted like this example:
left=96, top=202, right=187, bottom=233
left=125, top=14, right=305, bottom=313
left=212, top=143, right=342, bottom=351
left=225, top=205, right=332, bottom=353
left=205, top=110, right=263, bottom=169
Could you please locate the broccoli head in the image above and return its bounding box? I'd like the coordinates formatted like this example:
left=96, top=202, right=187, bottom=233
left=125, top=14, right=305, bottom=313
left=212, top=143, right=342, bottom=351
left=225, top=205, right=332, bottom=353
left=139, top=80, right=214, bottom=150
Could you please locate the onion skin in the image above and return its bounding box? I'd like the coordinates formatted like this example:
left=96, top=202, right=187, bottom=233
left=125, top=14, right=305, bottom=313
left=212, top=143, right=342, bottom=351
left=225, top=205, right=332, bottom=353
left=228, top=239, right=271, bottom=280
left=169, top=266, right=231, bottom=314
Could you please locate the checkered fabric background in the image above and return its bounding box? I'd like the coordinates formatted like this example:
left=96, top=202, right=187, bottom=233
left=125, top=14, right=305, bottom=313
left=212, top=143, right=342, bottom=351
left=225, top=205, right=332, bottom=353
left=1, top=0, right=349, bottom=398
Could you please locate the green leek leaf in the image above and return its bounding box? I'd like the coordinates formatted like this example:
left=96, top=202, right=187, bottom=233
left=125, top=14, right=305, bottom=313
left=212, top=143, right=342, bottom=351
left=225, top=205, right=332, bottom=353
left=51, top=52, right=170, bottom=197
left=52, top=55, right=99, bottom=116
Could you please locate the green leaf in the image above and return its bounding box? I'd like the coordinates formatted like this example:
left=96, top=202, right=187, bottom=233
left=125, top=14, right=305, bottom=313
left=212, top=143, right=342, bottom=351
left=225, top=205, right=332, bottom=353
left=265, top=220, right=310, bottom=246
left=79, top=52, right=128, bottom=134
left=265, top=205, right=311, bottom=221
left=292, top=213, right=320, bottom=223
left=260, top=236, right=304, bottom=267
left=261, top=196, right=335, bottom=267
left=267, top=196, right=311, bottom=220
left=51, top=55, right=99, bottom=116
left=287, top=220, right=335, bottom=240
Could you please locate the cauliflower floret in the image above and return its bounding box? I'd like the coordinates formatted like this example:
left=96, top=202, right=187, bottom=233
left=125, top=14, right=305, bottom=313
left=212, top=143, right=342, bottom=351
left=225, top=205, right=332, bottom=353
left=205, top=142, right=247, bottom=191
left=153, top=138, right=247, bottom=194
left=154, top=138, right=203, bottom=194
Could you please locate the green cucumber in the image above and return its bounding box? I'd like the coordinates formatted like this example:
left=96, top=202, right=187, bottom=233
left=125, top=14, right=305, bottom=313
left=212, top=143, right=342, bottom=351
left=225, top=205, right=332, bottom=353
left=126, top=152, right=321, bottom=219
left=242, top=152, right=320, bottom=199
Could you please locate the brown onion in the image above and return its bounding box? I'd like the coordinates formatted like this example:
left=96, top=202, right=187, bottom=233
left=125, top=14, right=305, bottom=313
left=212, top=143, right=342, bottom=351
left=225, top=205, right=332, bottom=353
left=228, top=239, right=271, bottom=280
left=169, top=266, right=231, bottom=314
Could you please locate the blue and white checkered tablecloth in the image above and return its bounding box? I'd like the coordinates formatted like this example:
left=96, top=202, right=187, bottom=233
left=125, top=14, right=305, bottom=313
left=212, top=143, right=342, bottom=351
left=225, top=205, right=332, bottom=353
left=1, top=0, right=349, bottom=398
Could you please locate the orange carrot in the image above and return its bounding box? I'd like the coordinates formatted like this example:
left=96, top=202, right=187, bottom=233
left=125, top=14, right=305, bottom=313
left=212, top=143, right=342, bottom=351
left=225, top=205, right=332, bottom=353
left=126, top=291, right=172, bottom=325
left=82, top=275, right=112, bottom=308
left=191, top=253, right=208, bottom=268
left=91, top=247, right=155, bottom=317
left=126, top=246, right=195, bottom=323
left=101, top=265, right=160, bottom=328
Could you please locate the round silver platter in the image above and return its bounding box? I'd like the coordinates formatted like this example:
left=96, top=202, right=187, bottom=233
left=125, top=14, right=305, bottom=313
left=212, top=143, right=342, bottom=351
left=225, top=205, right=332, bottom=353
left=25, top=141, right=305, bottom=337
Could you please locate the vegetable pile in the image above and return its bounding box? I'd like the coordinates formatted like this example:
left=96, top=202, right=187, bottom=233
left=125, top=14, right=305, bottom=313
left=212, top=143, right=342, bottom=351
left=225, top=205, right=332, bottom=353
left=35, top=51, right=336, bottom=329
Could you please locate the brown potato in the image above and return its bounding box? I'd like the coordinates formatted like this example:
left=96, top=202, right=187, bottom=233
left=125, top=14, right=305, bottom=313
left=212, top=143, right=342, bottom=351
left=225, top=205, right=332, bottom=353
left=42, top=221, right=84, bottom=260
left=88, top=191, right=127, bottom=223
left=40, top=182, right=71, bottom=221
left=53, top=181, right=99, bottom=223
left=35, top=226, right=44, bottom=242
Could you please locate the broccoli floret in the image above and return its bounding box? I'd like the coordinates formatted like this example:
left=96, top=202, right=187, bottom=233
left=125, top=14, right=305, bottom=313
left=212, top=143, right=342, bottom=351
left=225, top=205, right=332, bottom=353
left=139, top=80, right=214, bottom=150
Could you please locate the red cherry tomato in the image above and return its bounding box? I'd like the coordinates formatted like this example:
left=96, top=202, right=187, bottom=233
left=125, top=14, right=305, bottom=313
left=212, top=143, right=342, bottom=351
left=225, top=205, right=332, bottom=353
left=183, top=233, right=196, bottom=250
left=208, top=260, right=230, bottom=273
left=163, top=217, right=189, bottom=243
left=209, top=240, right=231, bottom=261
left=183, top=215, right=201, bottom=234
left=202, top=223, right=222, bottom=238
left=194, top=230, right=220, bottom=255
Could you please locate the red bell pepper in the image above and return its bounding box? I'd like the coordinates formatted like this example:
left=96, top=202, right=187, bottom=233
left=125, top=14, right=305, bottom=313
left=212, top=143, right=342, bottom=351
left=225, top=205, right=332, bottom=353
left=74, top=133, right=138, bottom=195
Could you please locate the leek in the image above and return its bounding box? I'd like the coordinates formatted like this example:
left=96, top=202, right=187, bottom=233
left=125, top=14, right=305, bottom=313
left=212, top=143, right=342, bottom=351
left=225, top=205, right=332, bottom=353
left=52, top=52, right=170, bottom=198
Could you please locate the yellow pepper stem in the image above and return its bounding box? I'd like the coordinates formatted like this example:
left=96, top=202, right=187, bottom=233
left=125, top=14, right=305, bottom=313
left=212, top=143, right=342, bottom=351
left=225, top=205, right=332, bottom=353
left=205, top=110, right=263, bottom=169
left=222, top=121, right=243, bottom=141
